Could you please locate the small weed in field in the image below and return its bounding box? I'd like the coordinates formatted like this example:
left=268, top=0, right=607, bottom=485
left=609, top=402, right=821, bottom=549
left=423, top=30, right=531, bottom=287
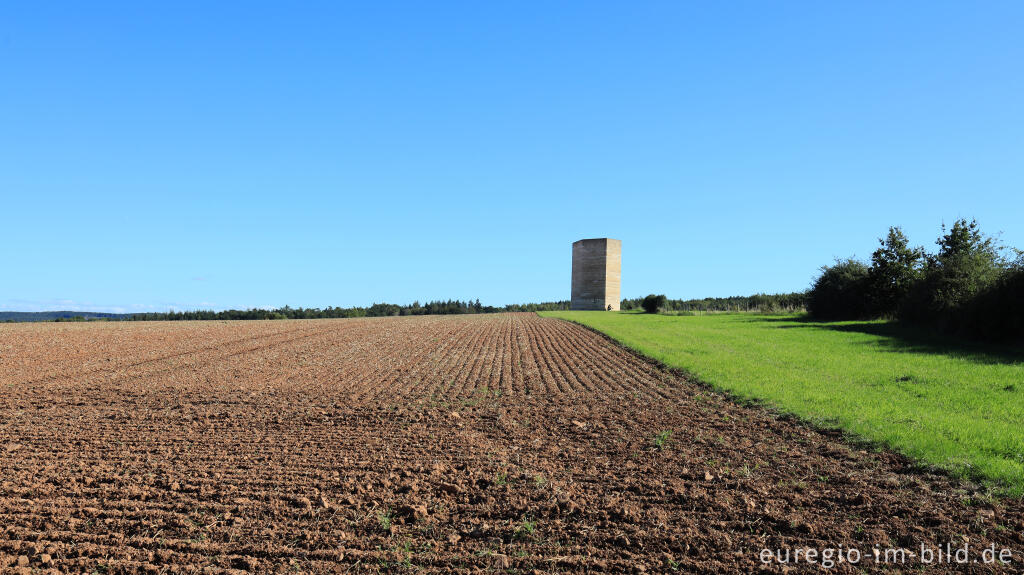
left=391, top=540, right=413, bottom=568
left=378, top=509, right=394, bottom=532
left=465, top=386, right=502, bottom=402
left=417, top=521, right=437, bottom=537
left=779, top=478, right=807, bottom=492
left=513, top=516, right=537, bottom=541
left=494, top=470, right=510, bottom=486
left=652, top=430, right=672, bottom=450
left=533, top=474, right=546, bottom=488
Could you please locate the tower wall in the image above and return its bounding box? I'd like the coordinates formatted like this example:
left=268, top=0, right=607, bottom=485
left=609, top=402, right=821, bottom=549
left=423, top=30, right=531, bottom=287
left=571, top=238, right=621, bottom=311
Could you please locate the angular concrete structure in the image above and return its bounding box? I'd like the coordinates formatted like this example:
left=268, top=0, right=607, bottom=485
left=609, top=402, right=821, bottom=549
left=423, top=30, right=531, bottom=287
left=571, top=238, right=621, bottom=311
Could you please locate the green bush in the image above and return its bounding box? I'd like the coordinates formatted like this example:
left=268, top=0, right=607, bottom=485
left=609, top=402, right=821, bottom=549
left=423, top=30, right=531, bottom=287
left=899, top=219, right=1007, bottom=331
left=641, top=294, right=667, bottom=314
left=807, top=259, right=870, bottom=320
left=866, top=227, right=924, bottom=318
left=958, top=264, right=1024, bottom=341
left=808, top=219, right=1021, bottom=341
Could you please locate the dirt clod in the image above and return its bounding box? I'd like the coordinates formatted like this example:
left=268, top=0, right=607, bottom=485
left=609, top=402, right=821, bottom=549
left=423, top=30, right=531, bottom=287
left=397, top=503, right=428, bottom=521
left=439, top=482, right=462, bottom=495
left=490, top=553, right=511, bottom=569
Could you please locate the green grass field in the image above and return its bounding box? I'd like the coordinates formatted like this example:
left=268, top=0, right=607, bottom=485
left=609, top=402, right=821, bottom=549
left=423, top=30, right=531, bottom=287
left=541, top=311, right=1024, bottom=495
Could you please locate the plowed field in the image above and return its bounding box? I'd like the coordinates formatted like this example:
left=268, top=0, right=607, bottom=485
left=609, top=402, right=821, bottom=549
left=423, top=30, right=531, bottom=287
left=1, top=314, right=1021, bottom=574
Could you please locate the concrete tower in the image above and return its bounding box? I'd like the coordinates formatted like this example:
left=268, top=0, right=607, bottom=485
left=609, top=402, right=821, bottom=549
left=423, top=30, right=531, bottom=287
left=571, top=238, right=621, bottom=310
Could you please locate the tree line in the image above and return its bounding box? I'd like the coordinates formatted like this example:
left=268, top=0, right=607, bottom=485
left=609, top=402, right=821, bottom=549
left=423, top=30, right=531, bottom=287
left=808, top=219, right=1022, bottom=341
left=622, top=292, right=807, bottom=314
left=128, top=299, right=572, bottom=321
left=129, top=293, right=806, bottom=323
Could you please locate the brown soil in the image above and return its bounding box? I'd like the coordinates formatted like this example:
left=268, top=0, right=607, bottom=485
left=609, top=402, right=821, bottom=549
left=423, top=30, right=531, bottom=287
left=0, top=313, right=1021, bottom=574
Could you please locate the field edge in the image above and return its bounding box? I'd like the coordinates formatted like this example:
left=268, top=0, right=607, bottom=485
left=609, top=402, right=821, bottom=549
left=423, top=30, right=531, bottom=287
left=539, top=311, right=1023, bottom=499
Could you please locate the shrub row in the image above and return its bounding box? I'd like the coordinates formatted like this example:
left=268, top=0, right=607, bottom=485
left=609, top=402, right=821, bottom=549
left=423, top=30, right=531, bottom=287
left=808, top=219, right=1023, bottom=341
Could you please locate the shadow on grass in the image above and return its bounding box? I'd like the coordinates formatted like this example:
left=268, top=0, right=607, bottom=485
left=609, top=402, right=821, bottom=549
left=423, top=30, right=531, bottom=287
left=750, top=315, right=1024, bottom=366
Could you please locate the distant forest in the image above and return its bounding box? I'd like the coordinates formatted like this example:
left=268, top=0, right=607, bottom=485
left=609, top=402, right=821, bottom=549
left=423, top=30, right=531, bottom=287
left=130, top=294, right=809, bottom=321
left=3, top=293, right=811, bottom=323
left=0, top=311, right=130, bottom=322
left=127, top=300, right=573, bottom=321
left=621, top=292, right=806, bottom=313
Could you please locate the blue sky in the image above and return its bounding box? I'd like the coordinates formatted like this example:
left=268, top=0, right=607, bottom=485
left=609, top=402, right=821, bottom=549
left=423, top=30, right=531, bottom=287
left=2, top=2, right=1022, bottom=313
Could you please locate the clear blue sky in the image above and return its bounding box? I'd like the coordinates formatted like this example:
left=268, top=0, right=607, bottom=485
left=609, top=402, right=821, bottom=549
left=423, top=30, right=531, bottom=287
left=2, top=2, right=1022, bottom=313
